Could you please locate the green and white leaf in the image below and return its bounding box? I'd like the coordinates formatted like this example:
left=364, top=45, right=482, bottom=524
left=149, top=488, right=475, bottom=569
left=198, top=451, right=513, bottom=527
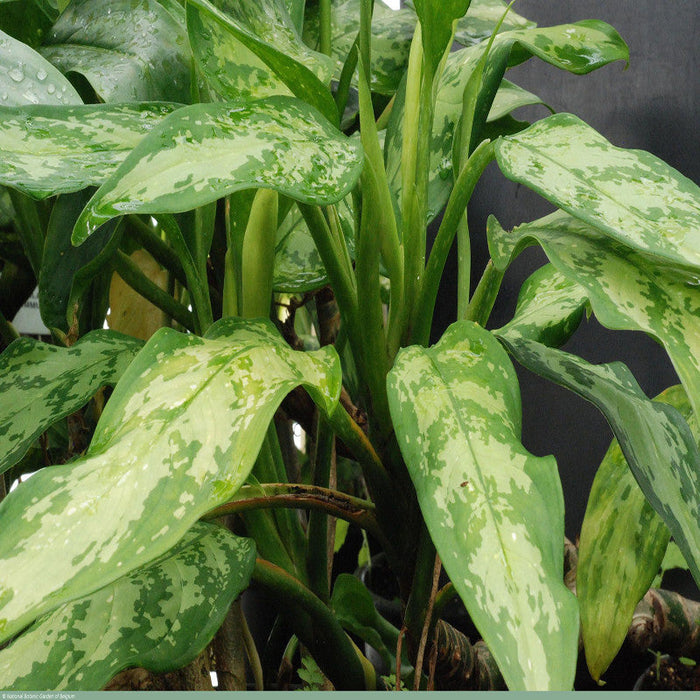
left=0, top=318, right=340, bottom=644
left=40, top=0, right=192, bottom=103
left=0, top=102, right=180, bottom=198
left=312, top=0, right=531, bottom=96
left=387, top=320, right=578, bottom=691
left=0, top=29, right=81, bottom=106
left=497, top=334, right=700, bottom=591
left=386, top=22, right=627, bottom=221
left=494, top=113, right=700, bottom=272
left=187, top=0, right=337, bottom=122
left=577, top=384, right=697, bottom=682
left=0, top=522, right=255, bottom=690
left=306, top=0, right=417, bottom=95
left=0, top=330, right=143, bottom=475
left=453, top=0, right=533, bottom=47
left=496, top=263, right=588, bottom=347
left=274, top=199, right=355, bottom=293
left=488, top=79, right=550, bottom=122
left=487, top=211, right=700, bottom=421
left=72, top=97, right=364, bottom=243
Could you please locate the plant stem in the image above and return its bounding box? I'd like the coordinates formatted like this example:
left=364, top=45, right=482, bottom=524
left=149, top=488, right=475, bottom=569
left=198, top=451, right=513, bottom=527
left=298, top=204, right=359, bottom=339
left=111, top=250, right=195, bottom=331
left=241, top=189, right=278, bottom=319
left=319, top=0, right=332, bottom=56
left=464, top=259, right=505, bottom=327
left=326, top=403, right=391, bottom=498
left=414, top=553, right=442, bottom=690
left=412, top=139, right=495, bottom=344
left=359, top=0, right=374, bottom=85
left=307, top=417, right=335, bottom=602
left=8, top=190, right=47, bottom=277
left=237, top=602, right=264, bottom=691
left=203, top=482, right=384, bottom=545
left=334, top=38, right=358, bottom=118
left=399, top=24, right=426, bottom=342
left=403, top=524, right=437, bottom=660
left=250, top=429, right=307, bottom=575
left=0, top=308, right=19, bottom=347
left=126, top=215, right=187, bottom=286
left=252, top=558, right=374, bottom=690
left=159, top=215, right=213, bottom=334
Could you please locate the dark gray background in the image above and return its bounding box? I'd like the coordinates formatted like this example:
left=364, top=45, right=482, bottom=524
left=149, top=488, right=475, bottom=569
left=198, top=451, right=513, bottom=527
left=433, top=2, right=699, bottom=538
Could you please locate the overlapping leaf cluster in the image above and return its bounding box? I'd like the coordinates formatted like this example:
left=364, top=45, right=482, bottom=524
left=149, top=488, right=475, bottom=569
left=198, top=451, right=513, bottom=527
left=0, top=0, right=697, bottom=692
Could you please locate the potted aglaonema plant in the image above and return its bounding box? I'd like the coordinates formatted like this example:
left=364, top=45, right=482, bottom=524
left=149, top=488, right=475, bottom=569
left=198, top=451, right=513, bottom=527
left=0, top=0, right=699, bottom=692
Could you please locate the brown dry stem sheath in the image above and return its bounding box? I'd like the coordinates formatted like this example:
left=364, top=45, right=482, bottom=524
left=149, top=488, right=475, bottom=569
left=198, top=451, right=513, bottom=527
left=202, top=482, right=389, bottom=552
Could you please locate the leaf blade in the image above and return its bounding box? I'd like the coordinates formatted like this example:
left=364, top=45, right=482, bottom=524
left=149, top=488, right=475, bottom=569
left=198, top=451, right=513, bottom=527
left=0, top=102, right=180, bottom=198
left=40, top=0, right=192, bottom=103
left=73, top=97, right=364, bottom=243
left=0, top=330, right=143, bottom=475
left=0, top=522, right=255, bottom=690
left=0, top=318, right=340, bottom=644
left=387, top=320, right=578, bottom=691
left=494, top=114, right=700, bottom=272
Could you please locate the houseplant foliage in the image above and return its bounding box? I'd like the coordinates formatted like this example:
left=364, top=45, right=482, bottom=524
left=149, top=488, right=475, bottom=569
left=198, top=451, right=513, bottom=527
left=0, top=0, right=698, bottom=691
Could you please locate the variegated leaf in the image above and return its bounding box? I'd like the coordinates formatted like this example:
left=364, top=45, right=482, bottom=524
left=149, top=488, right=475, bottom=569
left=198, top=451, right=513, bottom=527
left=387, top=320, right=578, bottom=691
left=274, top=199, right=355, bottom=293
left=0, top=29, right=81, bottom=106
left=496, top=263, right=588, bottom=347
left=310, top=0, right=530, bottom=96
left=187, top=0, right=337, bottom=123
left=487, top=211, right=700, bottom=421
left=453, top=0, right=533, bottom=47
left=488, top=79, right=549, bottom=123
left=0, top=522, right=255, bottom=690
left=0, top=102, right=180, bottom=199
left=497, top=335, right=700, bottom=591
left=0, top=318, right=340, bottom=644
left=494, top=113, right=700, bottom=272
left=578, top=384, right=698, bottom=681
left=72, top=97, right=364, bottom=243
left=0, top=330, right=143, bottom=475
left=305, top=0, right=416, bottom=95
left=386, top=21, right=627, bottom=221
left=40, top=0, right=192, bottom=103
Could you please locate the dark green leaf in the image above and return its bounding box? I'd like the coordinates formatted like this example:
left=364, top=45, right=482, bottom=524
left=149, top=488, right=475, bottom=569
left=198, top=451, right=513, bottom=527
left=39, top=190, right=123, bottom=332
left=40, top=0, right=192, bottom=103
left=487, top=211, right=700, bottom=429
left=578, top=385, right=696, bottom=681
left=0, top=29, right=81, bottom=105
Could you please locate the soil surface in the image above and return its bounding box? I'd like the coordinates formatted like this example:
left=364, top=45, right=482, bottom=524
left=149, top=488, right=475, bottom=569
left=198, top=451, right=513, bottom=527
left=637, top=656, right=700, bottom=690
